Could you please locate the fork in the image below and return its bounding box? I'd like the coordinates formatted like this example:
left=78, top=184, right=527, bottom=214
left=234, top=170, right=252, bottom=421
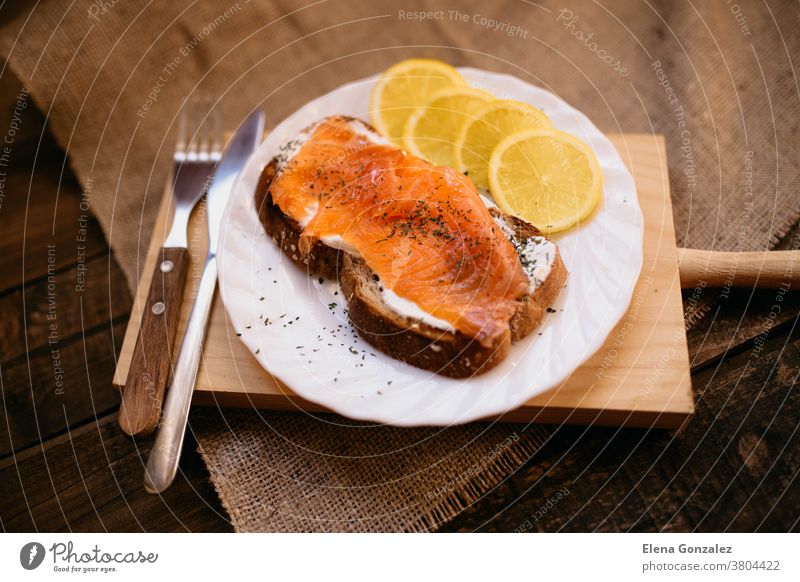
left=118, top=97, right=222, bottom=437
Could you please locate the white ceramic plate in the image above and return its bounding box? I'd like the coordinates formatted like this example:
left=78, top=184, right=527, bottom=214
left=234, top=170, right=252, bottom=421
left=217, top=68, right=643, bottom=427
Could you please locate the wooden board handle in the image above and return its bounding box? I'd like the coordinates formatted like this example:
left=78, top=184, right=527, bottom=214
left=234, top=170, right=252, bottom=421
left=118, top=246, right=190, bottom=436
left=678, top=248, right=799, bottom=289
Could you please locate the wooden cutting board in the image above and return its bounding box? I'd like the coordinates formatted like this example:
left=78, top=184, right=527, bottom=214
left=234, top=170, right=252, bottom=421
left=113, top=133, right=693, bottom=428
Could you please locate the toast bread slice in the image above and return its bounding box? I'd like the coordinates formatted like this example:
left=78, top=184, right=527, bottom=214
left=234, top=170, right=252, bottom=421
left=254, top=126, right=568, bottom=378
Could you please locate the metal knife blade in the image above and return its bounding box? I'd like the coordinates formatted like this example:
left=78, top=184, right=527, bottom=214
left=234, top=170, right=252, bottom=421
left=206, top=109, right=265, bottom=255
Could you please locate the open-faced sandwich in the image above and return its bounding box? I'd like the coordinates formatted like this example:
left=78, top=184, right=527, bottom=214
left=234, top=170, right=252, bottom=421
left=254, top=115, right=568, bottom=377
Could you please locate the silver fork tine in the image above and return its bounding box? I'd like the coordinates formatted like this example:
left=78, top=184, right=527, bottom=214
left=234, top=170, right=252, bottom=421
left=187, top=95, right=199, bottom=160
left=175, top=104, right=188, bottom=159
left=212, top=100, right=223, bottom=160
left=197, top=96, right=210, bottom=161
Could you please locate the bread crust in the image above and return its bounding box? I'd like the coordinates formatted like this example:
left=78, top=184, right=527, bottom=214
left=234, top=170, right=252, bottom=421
left=255, top=159, right=341, bottom=279
left=496, top=211, right=568, bottom=341
left=254, top=132, right=568, bottom=378
left=340, top=254, right=511, bottom=378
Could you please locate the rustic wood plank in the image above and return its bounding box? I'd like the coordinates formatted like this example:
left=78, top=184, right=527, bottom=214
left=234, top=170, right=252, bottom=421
left=0, top=321, right=126, bottom=457
left=0, top=410, right=142, bottom=514
left=0, top=255, right=130, bottom=362
left=0, top=411, right=231, bottom=532
left=0, top=76, right=125, bottom=452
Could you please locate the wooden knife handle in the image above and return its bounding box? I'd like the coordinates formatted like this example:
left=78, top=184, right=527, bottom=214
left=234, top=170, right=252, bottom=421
left=119, top=246, right=190, bottom=436
left=678, top=248, right=799, bottom=289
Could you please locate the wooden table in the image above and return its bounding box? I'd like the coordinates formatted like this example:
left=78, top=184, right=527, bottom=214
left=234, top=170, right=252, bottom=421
left=1, top=78, right=799, bottom=533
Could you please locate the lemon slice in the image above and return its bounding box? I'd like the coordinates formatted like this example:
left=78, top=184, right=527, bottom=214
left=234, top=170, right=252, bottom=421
left=370, top=59, right=465, bottom=142
left=488, top=128, right=603, bottom=233
left=402, top=87, right=494, bottom=167
left=454, top=100, right=551, bottom=190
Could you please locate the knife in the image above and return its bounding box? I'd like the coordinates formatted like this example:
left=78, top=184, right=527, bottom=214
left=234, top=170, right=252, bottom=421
left=143, top=109, right=265, bottom=494
left=119, top=99, right=220, bottom=436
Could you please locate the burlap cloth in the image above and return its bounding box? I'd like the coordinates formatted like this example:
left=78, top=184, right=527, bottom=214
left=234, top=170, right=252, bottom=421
left=2, top=0, right=798, bottom=531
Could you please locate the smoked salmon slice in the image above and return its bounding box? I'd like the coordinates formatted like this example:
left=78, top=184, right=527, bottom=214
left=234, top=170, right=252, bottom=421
left=269, top=116, right=529, bottom=343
